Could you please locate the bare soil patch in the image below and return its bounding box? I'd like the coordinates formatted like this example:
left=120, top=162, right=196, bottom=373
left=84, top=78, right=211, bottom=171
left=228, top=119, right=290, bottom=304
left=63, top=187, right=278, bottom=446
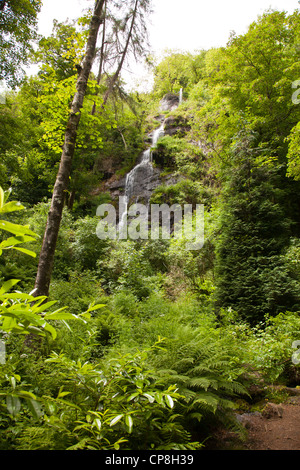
left=244, top=396, right=300, bottom=450
left=206, top=387, right=300, bottom=450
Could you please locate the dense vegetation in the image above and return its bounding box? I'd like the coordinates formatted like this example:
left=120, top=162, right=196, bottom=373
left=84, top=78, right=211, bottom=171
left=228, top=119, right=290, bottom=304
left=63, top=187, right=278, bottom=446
left=1, top=3, right=300, bottom=450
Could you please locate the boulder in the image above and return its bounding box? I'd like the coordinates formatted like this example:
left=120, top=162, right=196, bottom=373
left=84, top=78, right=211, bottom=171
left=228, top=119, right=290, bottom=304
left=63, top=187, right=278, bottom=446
left=159, top=93, right=180, bottom=112
left=164, top=115, right=191, bottom=137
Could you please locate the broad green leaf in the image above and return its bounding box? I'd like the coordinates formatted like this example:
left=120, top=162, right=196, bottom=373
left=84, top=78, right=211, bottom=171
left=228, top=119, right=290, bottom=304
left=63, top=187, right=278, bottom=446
left=26, top=398, right=43, bottom=419
left=1, top=316, right=18, bottom=332
left=31, top=301, right=58, bottom=314
left=43, top=322, right=57, bottom=340
left=16, top=390, right=37, bottom=400
left=1, top=292, right=35, bottom=301
left=12, top=247, right=37, bottom=257
left=0, top=220, right=36, bottom=237
left=0, top=201, right=24, bottom=214
left=165, top=395, right=174, bottom=409
left=154, top=392, right=164, bottom=405
left=125, top=415, right=133, bottom=433
left=0, top=187, right=3, bottom=209
left=93, top=418, right=102, bottom=431
left=9, top=376, right=16, bottom=389
left=44, top=309, right=78, bottom=321
left=0, top=235, right=36, bottom=249
left=6, top=395, right=21, bottom=416
left=143, top=393, right=155, bottom=403
left=3, top=188, right=12, bottom=204
left=127, top=392, right=140, bottom=401
left=110, top=414, right=124, bottom=427
left=57, top=391, right=71, bottom=398
left=0, top=279, right=20, bottom=295
left=83, top=304, right=106, bottom=315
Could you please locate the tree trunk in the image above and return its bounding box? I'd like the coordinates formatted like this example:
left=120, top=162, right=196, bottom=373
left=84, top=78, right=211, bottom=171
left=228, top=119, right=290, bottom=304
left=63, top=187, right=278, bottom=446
left=91, top=0, right=107, bottom=116
left=34, top=0, right=105, bottom=298
left=102, top=0, right=139, bottom=107
left=67, top=189, right=76, bottom=211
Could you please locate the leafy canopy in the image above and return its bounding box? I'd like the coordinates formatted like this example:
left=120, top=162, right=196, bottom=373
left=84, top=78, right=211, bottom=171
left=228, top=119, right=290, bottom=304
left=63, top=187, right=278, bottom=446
left=0, top=0, right=42, bottom=86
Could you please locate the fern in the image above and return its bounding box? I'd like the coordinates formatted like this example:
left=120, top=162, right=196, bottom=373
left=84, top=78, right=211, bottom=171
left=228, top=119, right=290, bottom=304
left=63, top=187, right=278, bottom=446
left=147, top=327, right=248, bottom=441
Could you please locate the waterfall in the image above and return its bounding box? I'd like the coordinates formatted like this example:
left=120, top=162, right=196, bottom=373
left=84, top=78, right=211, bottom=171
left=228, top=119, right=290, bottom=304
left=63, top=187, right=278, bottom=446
left=179, top=88, right=183, bottom=105
left=119, top=121, right=165, bottom=232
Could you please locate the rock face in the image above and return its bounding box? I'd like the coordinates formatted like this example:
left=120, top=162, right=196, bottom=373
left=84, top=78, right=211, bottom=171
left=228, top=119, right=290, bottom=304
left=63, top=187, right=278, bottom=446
left=159, top=93, right=180, bottom=112
left=125, top=164, right=161, bottom=205
left=105, top=92, right=185, bottom=205
left=164, top=115, right=190, bottom=137
left=104, top=160, right=158, bottom=204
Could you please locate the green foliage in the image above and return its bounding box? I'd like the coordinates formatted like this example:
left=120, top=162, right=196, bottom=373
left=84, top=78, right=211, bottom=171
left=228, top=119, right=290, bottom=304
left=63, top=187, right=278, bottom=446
left=25, top=201, right=74, bottom=281
left=98, top=239, right=163, bottom=299
left=0, top=0, right=41, bottom=86
left=49, top=270, right=103, bottom=316
left=153, top=50, right=207, bottom=98
left=0, top=186, right=82, bottom=338
left=2, top=6, right=300, bottom=452
left=70, top=216, right=110, bottom=271
left=150, top=179, right=212, bottom=207
left=0, top=186, right=83, bottom=427
left=245, top=312, right=300, bottom=383
left=38, top=76, right=113, bottom=155
left=14, top=341, right=202, bottom=450
left=212, top=10, right=300, bottom=156
left=286, top=121, right=300, bottom=180
left=214, top=154, right=300, bottom=323
left=35, top=20, right=87, bottom=81
left=152, top=134, right=186, bottom=169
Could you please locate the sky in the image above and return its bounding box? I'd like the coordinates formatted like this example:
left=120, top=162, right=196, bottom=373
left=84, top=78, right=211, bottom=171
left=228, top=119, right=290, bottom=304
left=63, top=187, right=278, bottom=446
left=36, top=0, right=300, bottom=90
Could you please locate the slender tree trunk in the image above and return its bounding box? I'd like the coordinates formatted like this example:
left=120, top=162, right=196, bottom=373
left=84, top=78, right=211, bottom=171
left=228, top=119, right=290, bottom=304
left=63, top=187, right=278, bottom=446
left=102, top=0, right=139, bottom=107
left=67, top=189, right=76, bottom=211
left=34, top=0, right=105, bottom=297
left=91, top=0, right=107, bottom=115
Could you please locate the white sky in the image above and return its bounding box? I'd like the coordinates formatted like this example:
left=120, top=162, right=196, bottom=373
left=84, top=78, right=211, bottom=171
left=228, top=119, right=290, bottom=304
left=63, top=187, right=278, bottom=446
left=36, top=0, right=300, bottom=90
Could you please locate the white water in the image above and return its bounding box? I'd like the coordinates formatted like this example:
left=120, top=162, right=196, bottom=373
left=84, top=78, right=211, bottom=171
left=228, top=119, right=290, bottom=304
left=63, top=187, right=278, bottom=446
left=179, top=88, right=183, bottom=105
left=119, top=122, right=165, bottom=232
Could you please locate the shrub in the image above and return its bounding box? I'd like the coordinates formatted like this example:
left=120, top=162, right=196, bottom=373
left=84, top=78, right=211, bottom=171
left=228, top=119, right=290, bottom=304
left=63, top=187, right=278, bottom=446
left=71, top=216, right=110, bottom=271
left=15, top=342, right=203, bottom=450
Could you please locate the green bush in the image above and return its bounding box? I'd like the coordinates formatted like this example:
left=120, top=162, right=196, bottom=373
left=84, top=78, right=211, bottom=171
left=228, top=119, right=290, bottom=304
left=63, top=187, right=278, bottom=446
left=71, top=216, right=110, bottom=271
left=99, top=240, right=161, bottom=299
left=245, top=312, right=300, bottom=383
left=15, top=342, right=203, bottom=450
left=49, top=270, right=103, bottom=315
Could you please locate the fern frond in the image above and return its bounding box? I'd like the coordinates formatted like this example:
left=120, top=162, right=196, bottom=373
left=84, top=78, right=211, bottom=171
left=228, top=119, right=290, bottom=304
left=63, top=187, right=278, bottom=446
left=187, top=392, right=220, bottom=413
left=188, top=376, right=214, bottom=391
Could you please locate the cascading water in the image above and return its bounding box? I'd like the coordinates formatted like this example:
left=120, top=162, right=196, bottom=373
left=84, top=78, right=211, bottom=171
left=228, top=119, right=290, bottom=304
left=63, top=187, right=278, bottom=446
left=119, top=121, right=165, bottom=232
left=179, top=88, right=183, bottom=105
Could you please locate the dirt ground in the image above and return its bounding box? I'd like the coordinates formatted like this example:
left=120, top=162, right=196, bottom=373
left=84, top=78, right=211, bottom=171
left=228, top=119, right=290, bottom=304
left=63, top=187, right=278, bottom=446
left=207, top=387, right=300, bottom=451
left=244, top=396, right=300, bottom=450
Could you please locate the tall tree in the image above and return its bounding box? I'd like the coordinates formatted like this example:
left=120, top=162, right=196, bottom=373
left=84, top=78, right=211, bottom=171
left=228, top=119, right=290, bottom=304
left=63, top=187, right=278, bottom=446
left=34, top=0, right=106, bottom=297
left=214, top=136, right=300, bottom=324
left=0, top=0, right=41, bottom=86
left=101, top=0, right=151, bottom=106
